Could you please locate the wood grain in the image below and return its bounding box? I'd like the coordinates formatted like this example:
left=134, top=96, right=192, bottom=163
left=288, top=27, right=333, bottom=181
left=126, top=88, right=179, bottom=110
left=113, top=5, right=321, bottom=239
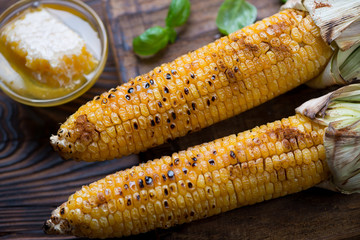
left=0, top=0, right=359, bottom=239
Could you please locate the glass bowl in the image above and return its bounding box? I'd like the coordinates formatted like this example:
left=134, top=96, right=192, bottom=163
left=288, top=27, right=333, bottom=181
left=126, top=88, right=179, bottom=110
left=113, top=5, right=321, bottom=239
left=0, top=0, right=108, bottom=107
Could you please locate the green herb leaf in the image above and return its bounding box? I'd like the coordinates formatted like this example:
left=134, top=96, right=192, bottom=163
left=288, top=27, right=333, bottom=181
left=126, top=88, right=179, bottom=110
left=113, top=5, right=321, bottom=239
left=167, top=27, right=177, bottom=43
left=133, top=26, right=170, bottom=56
left=216, top=0, right=257, bottom=35
left=281, top=0, right=287, bottom=3
left=166, top=0, right=191, bottom=28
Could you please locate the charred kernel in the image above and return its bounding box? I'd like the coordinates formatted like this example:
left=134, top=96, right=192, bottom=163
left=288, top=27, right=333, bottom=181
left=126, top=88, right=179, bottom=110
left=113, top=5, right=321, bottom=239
left=190, top=211, right=195, bottom=216
left=144, top=83, right=150, bottom=89
left=128, top=88, right=134, bottom=93
left=125, top=95, right=131, bottom=100
left=213, top=150, right=217, bottom=155
left=186, top=80, right=190, bottom=84
left=108, top=94, right=115, bottom=98
left=167, top=170, right=175, bottom=179
left=166, top=73, right=171, bottom=80
left=136, top=194, right=140, bottom=201
left=211, top=96, right=216, bottom=101
left=190, top=73, right=195, bottom=79
left=207, top=99, right=211, bottom=106
left=207, top=81, right=212, bottom=86
left=188, top=182, right=193, bottom=188
left=94, top=96, right=100, bottom=100
left=209, top=159, right=215, bottom=165
left=60, top=208, right=65, bottom=215
left=155, top=116, right=161, bottom=124
left=183, top=168, right=188, bottom=174
left=171, top=70, right=177, bottom=75
left=174, top=158, right=180, bottom=165
left=192, top=103, right=196, bottom=110
left=187, top=110, right=191, bottom=115
left=164, top=200, right=169, bottom=208
left=145, top=176, right=153, bottom=185
left=127, top=199, right=131, bottom=206
left=186, top=120, right=190, bottom=124
left=124, top=184, right=129, bottom=190
left=167, top=118, right=171, bottom=123
left=234, top=66, right=239, bottom=72
left=163, top=98, right=167, bottom=102
left=184, top=88, right=189, bottom=95
left=134, top=122, right=138, bottom=130
left=170, top=124, right=175, bottom=129
left=137, top=78, right=141, bottom=82
left=211, top=75, right=216, bottom=80
left=158, top=101, right=163, bottom=108
left=102, top=98, right=108, bottom=104
left=164, top=87, right=169, bottom=93
left=230, top=151, right=236, bottom=158
left=149, top=79, right=154, bottom=85
left=138, top=179, right=144, bottom=188
left=150, top=120, right=156, bottom=126
left=192, top=162, right=197, bottom=167
left=170, top=163, right=173, bottom=167
left=162, top=174, right=167, bottom=181
left=164, top=188, right=169, bottom=196
left=192, top=157, right=197, bottom=161
left=171, top=112, right=176, bottom=120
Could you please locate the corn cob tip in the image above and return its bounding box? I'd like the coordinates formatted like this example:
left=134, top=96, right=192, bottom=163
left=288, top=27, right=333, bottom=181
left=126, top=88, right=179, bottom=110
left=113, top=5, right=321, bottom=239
left=50, top=134, right=72, bottom=160
left=43, top=208, right=73, bottom=236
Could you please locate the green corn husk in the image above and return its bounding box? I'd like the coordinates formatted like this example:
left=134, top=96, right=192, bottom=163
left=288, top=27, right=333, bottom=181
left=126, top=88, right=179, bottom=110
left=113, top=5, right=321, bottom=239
left=296, top=84, right=360, bottom=194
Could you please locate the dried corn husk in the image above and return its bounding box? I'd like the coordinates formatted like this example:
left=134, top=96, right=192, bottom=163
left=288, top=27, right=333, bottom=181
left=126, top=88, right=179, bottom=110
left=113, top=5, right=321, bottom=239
left=282, top=0, right=360, bottom=88
left=296, top=84, right=360, bottom=194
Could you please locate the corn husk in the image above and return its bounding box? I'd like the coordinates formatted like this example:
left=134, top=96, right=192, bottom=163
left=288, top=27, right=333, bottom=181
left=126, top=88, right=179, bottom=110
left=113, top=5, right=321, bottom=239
left=296, top=84, right=360, bottom=194
left=282, top=0, right=360, bottom=88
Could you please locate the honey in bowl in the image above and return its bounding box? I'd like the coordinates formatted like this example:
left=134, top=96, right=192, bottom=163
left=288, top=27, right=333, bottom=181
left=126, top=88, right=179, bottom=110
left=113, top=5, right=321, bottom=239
left=0, top=1, right=104, bottom=103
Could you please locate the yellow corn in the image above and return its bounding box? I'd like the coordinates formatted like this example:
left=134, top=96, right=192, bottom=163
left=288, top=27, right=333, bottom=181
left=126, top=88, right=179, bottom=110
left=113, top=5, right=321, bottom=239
left=50, top=9, right=333, bottom=161
left=44, top=114, right=330, bottom=238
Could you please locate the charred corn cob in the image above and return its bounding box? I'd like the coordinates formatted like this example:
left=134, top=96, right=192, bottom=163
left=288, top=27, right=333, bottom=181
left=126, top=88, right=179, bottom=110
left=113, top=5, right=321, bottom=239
left=44, top=113, right=330, bottom=238
left=51, top=9, right=333, bottom=161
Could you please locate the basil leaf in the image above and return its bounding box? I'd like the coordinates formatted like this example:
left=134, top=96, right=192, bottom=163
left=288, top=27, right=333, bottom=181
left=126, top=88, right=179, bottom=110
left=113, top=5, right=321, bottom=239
left=167, top=27, right=177, bottom=43
left=166, top=0, right=191, bottom=28
left=281, top=0, right=287, bottom=3
left=133, top=26, right=170, bottom=56
left=216, top=0, right=257, bottom=35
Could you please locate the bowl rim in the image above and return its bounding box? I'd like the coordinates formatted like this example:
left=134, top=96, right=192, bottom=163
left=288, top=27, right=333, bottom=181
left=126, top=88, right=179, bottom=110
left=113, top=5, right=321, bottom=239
left=0, top=0, right=108, bottom=107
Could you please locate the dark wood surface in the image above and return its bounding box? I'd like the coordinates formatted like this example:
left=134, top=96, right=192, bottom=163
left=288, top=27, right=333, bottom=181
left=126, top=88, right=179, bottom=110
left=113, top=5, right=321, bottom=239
left=0, top=0, right=359, bottom=239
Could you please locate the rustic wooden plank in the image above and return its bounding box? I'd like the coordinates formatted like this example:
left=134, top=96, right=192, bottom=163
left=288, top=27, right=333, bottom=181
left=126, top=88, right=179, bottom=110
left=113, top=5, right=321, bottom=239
left=0, top=0, right=359, bottom=239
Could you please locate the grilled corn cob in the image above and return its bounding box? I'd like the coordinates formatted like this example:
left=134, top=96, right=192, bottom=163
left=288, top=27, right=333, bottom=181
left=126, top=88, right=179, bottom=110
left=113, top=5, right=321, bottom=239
left=51, top=9, right=333, bottom=161
left=44, top=113, right=329, bottom=238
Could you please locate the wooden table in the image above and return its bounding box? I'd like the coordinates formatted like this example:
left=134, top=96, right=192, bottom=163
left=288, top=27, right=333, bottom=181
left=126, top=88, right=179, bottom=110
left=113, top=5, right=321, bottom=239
left=0, top=0, right=359, bottom=239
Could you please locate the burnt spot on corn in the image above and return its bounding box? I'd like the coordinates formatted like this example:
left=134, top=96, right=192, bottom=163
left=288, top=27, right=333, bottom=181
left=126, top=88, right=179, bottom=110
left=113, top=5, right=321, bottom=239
left=170, top=124, right=175, bottom=129
left=150, top=119, right=155, bottom=126
left=108, top=94, right=115, bottom=99
left=192, top=103, right=196, bottom=110
left=155, top=116, right=161, bottom=124
left=171, top=112, right=176, bottom=120
left=211, top=96, right=216, bottom=102
left=102, top=98, right=108, bottom=104
left=230, top=151, right=236, bottom=158
left=145, top=176, right=153, bottom=185
left=149, top=79, right=154, bottom=85
left=164, top=87, right=169, bottom=93
left=94, top=95, right=100, bottom=100
left=133, top=122, right=138, bottom=130
left=187, top=182, right=193, bottom=188
left=209, top=159, right=215, bottom=165
left=138, top=179, right=144, bottom=188
left=183, top=168, right=188, bottom=174
left=167, top=118, right=171, bottom=123
left=171, top=70, right=177, bottom=75
left=164, top=188, right=169, bottom=196
left=184, top=88, right=189, bottom=95
left=128, top=87, right=134, bottom=93
left=125, top=95, right=131, bottom=100
left=167, top=170, right=174, bottom=179
left=162, top=174, right=167, bottom=181
left=144, top=82, right=150, bottom=89
left=165, top=73, right=171, bottom=80
left=60, top=208, right=65, bottom=215
left=190, top=73, right=195, bottom=79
